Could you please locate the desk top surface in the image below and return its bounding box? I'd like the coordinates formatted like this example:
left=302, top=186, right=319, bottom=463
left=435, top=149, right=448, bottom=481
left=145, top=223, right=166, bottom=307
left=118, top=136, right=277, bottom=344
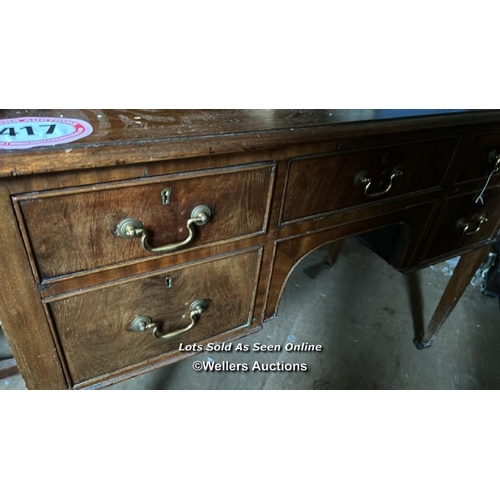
left=0, top=109, right=498, bottom=177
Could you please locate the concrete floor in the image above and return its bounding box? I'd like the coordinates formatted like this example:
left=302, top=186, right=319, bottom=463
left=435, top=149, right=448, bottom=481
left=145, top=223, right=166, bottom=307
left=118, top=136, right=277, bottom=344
left=2, top=238, right=499, bottom=390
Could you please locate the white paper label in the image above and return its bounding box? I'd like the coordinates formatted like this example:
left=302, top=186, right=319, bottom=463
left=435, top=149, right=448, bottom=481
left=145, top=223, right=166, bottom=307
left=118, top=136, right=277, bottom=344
left=0, top=117, right=93, bottom=150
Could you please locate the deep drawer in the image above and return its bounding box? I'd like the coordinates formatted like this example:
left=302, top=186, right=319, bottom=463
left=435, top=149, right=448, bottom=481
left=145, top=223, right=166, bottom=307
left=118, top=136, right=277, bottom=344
left=48, top=248, right=262, bottom=386
left=15, top=162, right=274, bottom=280
left=423, top=188, right=500, bottom=260
left=281, top=136, right=460, bottom=224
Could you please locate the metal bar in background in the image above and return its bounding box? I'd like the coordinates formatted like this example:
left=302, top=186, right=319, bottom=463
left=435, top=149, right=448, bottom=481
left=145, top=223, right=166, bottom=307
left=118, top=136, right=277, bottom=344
left=0, top=358, right=19, bottom=379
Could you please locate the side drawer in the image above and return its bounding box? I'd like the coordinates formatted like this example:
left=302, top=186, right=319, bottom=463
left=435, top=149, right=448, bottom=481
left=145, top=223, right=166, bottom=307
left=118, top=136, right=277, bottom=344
left=423, top=188, right=500, bottom=261
left=457, top=131, right=500, bottom=184
left=281, top=136, right=460, bottom=224
left=15, top=162, right=274, bottom=281
left=48, top=248, right=262, bottom=387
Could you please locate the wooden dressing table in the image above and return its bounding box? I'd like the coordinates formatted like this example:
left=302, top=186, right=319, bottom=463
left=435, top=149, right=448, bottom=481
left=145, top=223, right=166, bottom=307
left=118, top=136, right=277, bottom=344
left=1, top=109, right=499, bottom=389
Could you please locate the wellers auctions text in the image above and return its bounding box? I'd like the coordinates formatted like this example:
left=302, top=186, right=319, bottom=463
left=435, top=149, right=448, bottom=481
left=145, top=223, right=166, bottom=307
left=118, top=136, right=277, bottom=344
left=193, top=360, right=309, bottom=372
left=186, top=342, right=323, bottom=373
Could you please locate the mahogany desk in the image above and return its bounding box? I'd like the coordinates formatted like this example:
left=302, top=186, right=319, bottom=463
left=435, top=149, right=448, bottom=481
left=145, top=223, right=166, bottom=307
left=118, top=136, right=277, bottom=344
left=1, top=109, right=499, bottom=389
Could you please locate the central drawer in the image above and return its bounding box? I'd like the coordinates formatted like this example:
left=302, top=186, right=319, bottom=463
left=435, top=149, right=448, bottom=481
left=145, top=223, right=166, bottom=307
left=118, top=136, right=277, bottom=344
left=15, top=162, right=274, bottom=281
left=280, top=136, right=460, bottom=224
left=48, top=248, right=262, bottom=386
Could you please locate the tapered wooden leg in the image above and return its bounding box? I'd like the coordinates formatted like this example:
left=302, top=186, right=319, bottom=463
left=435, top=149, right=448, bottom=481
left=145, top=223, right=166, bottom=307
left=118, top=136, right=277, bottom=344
left=414, top=246, right=490, bottom=349
left=304, top=240, right=344, bottom=279
left=324, top=240, right=344, bottom=268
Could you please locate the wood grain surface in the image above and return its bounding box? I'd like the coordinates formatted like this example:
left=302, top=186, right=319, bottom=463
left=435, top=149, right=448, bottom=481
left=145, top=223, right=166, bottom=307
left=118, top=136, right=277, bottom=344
left=266, top=203, right=437, bottom=320
left=281, top=136, right=459, bottom=223
left=17, top=163, right=274, bottom=280
left=0, top=183, right=68, bottom=389
left=1, top=110, right=495, bottom=178
left=49, top=249, right=261, bottom=385
left=2, top=109, right=500, bottom=389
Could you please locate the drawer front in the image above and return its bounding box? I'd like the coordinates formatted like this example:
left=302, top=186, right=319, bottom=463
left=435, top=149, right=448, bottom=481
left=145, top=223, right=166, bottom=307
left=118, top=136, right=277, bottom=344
left=423, top=188, right=500, bottom=260
left=457, top=131, right=500, bottom=183
left=48, top=249, right=261, bottom=385
left=281, top=137, right=459, bottom=224
left=16, top=163, right=274, bottom=280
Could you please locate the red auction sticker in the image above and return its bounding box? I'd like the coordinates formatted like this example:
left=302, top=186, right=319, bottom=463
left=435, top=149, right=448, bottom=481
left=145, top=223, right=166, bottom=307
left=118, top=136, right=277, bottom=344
left=0, top=117, right=93, bottom=150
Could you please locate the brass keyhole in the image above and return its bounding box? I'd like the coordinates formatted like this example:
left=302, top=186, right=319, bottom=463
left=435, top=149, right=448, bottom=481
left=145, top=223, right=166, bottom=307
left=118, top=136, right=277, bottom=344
left=161, top=187, right=171, bottom=205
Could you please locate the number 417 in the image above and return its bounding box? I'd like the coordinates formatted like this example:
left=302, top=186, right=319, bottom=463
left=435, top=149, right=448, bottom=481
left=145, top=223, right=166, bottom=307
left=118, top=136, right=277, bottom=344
left=0, top=124, right=57, bottom=136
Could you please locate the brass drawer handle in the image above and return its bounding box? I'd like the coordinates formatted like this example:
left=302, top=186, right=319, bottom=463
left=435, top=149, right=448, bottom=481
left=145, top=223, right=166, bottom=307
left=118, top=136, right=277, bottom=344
left=456, top=214, right=488, bottom=236
left=116, top=205, right=211, bottom=254
left=488, top=151, right=500, bottom=174
left=131, top=299, right=208, bottom=340
left=355, top=167, right=404, bottom=198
